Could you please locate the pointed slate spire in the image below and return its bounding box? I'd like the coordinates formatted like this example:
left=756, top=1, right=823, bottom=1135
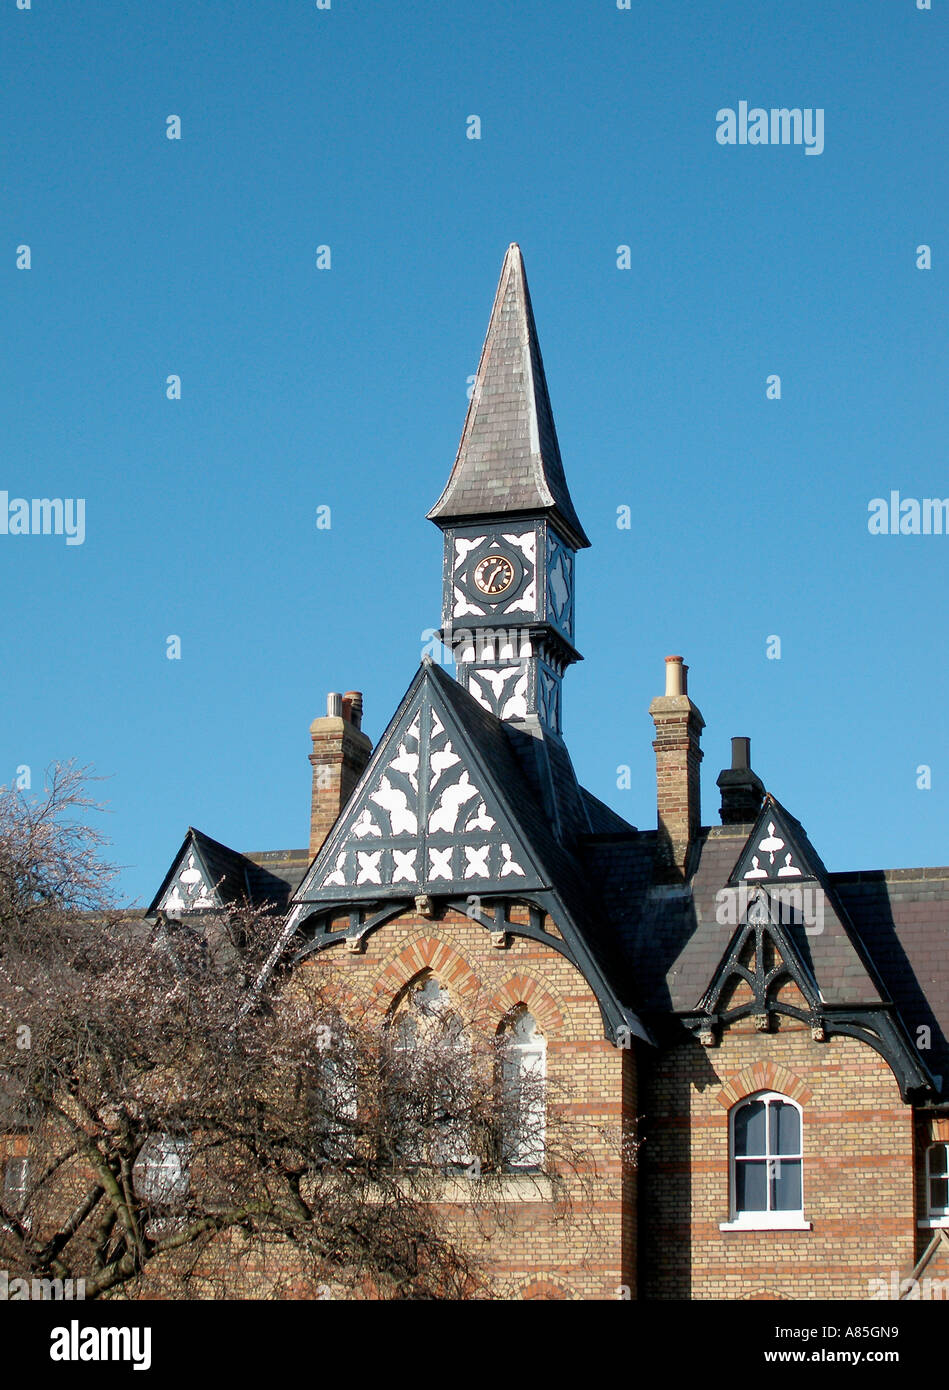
left=427, top=244, right=590, bottom=550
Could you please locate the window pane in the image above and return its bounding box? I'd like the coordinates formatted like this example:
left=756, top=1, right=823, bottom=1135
left=736, top=1159, right=767, bottom=1211
left=499, top=1012, right=546, bottom=1172
left=771, top=1157, right=802, bottom=1211
left=3, top=1158, right=28, bottom=1210
left=501, top=1051, right=545, bottom=1169
left=135, top=1135, right=190, bottom=1204
left=770, top=1101, right=800, bottom=1156
left=930, top=1177, right=949, bottom=1213
left=929, top=1144, right=949, bottom=1177
left=735, top=1101, right=766, bottom=1157
left=3, top=1157, right=27, bottom=1195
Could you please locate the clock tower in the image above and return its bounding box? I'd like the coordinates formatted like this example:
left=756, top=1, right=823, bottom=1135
left=427, top=243, right=590, bottom=737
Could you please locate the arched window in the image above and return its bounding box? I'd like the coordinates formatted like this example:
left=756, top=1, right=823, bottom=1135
left=386, top=975, right=471, bottom=1169
left=926, top=1142, right=949, bottom=1220
left=727, top=1092, right=807, bottom=1229
left=498, top=1008, right=546, bottom=1172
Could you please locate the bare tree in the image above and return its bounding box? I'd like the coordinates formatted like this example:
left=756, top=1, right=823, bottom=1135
left=0, top=765, right=618, bottom=1300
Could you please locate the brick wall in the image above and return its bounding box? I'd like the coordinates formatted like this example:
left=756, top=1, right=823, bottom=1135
left=640, top=1018, right=914, bottom=1299
left=287, top=903, right=637, bottom=1299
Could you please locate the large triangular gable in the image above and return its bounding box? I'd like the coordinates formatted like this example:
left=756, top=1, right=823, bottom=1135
left=272, top=661, right=649, bottom=1045
left=296, top=661, right=549, bottom=904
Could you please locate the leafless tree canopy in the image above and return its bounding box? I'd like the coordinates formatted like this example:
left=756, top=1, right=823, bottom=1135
left=0, top=765, right=620, bottom=1300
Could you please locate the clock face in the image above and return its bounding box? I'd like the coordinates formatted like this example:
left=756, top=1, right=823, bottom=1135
left=472, top=553, right=515, bottom=597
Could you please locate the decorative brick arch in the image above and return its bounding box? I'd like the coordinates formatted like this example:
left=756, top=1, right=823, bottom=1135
left=716, top=1061, right=812, bottom=1109
left=488, top=970, right=567, bottom=1037
left=370, top=932, right=482, bottom=1017
left=521, top=1279, right=569, bottom=1300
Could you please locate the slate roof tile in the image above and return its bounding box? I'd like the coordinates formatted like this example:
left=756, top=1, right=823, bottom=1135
left=427, top=244, right=589, bottom=549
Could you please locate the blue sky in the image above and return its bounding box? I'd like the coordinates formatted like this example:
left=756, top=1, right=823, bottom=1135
left=1, top=0, right=946, bottom=905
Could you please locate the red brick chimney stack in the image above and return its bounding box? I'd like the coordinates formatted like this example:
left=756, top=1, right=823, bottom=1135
left=308, top=690, right=372, bottom=859
left=649, top=655, right=705, bottom=882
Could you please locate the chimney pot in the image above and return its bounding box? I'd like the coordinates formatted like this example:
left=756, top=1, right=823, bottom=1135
left=717, top=736, right=764, bottom=825
left=342, top=691, right=363, bottom=730
left=731, top=736, right=751, bottom=771
left=664, top=655, right=685, bottom=697
left=327, top=692, right=343, bottom=718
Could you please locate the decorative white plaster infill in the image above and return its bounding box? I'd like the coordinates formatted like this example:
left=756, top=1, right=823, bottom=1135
left=466, top=666, right=529, bottom=720
left=319, top=697, right=527, bottom=891
left=160, top=850, right=216, bottom=915
left=743, top=822, right=802, bottom=881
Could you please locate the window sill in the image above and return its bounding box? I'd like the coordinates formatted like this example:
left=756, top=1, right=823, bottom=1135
left=720, top=1217, right=812, bottom=1232
left=917, top=1217, right=949, bottom=1229
left=364, top=1173, right=554, bottom=1204
left=415, top=1173, right=553, bottom=1204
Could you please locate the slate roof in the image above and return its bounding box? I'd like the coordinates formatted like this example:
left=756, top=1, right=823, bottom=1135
left=242, top=849, right=310, bottom=909
left=427, top=244, right=590, bottom=550
left=579, top=788, right=639, bottom=836
left=192, top=830, right=251, bottom=905
left=572, top=800, right=949, bottom=1099
left=835, top=868, right=949, bottom=1095
left=639, top=824, right=885, bottom=1014
left=579, top=795, right=893, bottom=1016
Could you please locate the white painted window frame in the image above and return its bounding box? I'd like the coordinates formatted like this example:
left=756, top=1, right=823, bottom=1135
left=920, top=1141, right=949, bottom=1228
left=720, top=1091, right=812, bottom=1233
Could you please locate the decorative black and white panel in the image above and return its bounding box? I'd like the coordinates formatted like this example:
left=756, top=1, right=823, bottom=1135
left=544, top=528, right=574, bottom=642
left=444, top=526, right=538, bottom=627
left=158, top=847, right=218, bottom=916
left=454, top=646, right=563, bottom=734
left=536, top=659, right=562, bottom=732
left=730, top=805, right=814, bottom=886
left=302, top=688, right=545, bottom=902
left=450, top=533, right=489, bottom=620
left=494, top=530, right=537, bottom=617
left=319, top=703, right=423, bottom=890
left=463, top=663, right=530, bottom=721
